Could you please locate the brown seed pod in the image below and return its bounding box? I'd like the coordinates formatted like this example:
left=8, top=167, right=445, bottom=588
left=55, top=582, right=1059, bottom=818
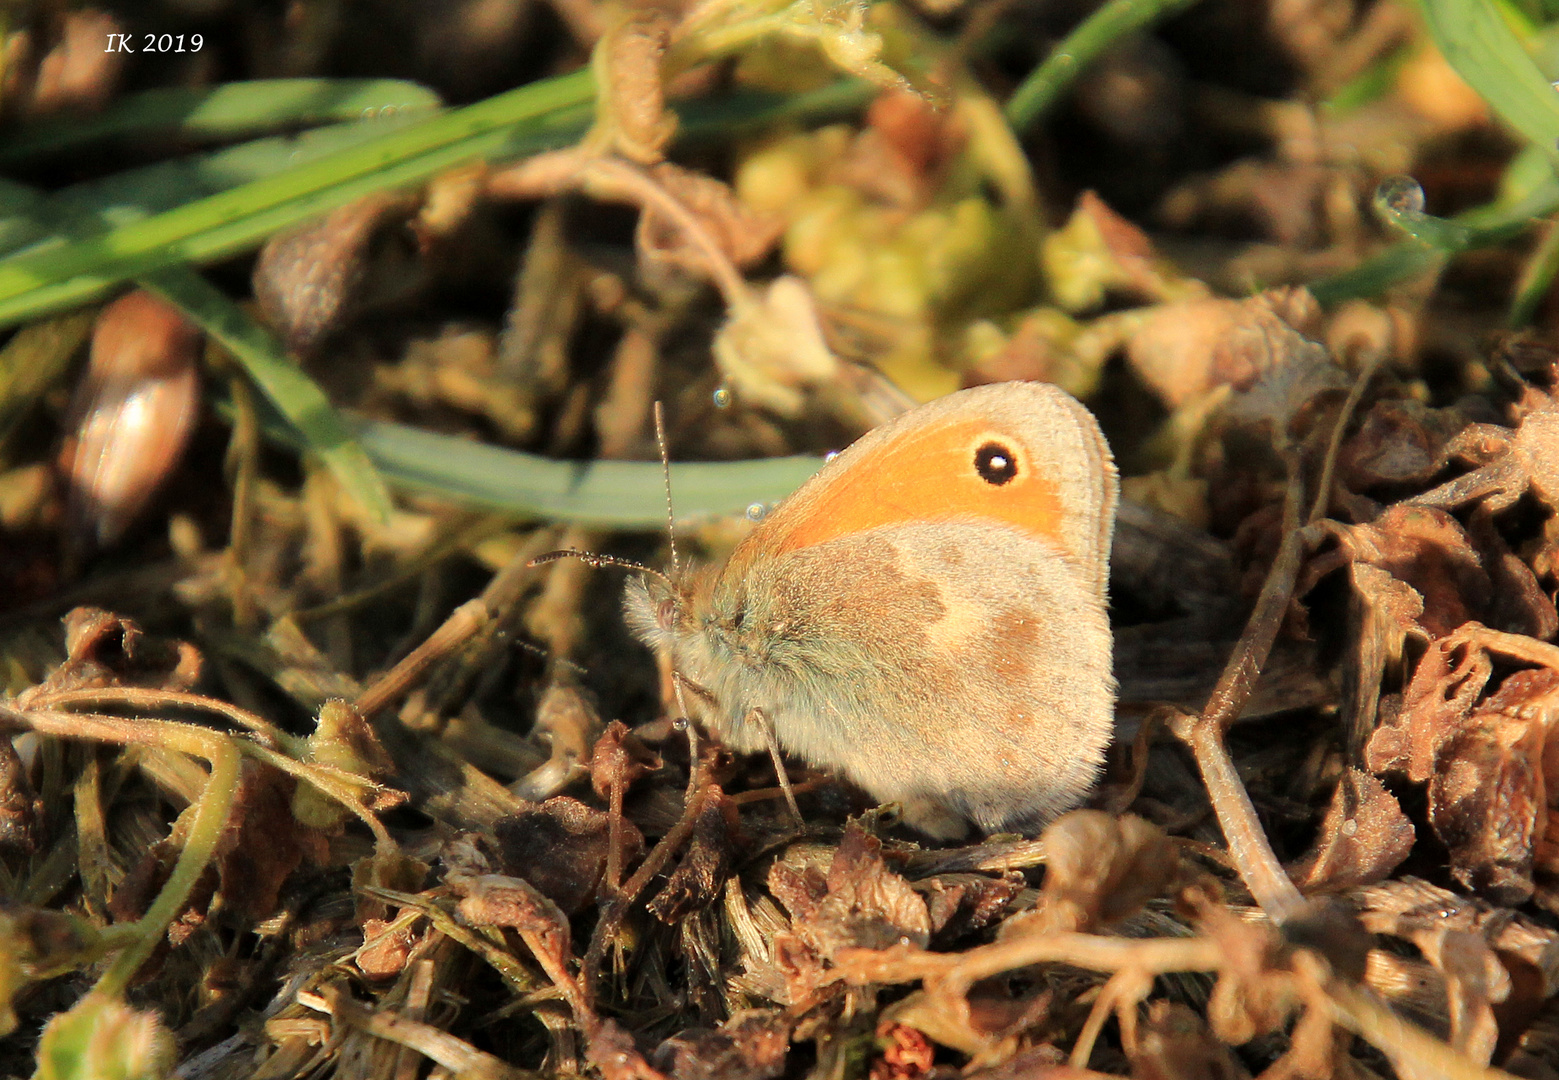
left=57, top=290, right=201, bottom=551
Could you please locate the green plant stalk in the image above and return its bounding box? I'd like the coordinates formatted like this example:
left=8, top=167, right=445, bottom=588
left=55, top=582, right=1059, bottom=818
left=0, top=68, right=596, bottom=314
left=94, top=736, right=240, bottom=998
left=1004, top=0, right=1203, bottom=134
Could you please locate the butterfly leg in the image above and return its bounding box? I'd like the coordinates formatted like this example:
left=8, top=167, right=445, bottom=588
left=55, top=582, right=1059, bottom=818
left=746, top=707, right=804, bottom=826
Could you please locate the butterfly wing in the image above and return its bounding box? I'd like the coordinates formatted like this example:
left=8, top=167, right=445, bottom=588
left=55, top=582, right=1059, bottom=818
left=724, top=380, right=1117, bottom=600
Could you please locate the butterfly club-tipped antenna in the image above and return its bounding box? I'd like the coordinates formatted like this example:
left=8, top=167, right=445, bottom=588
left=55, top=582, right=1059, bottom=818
left=654, top=400, right=682, bottom=581
left=527, top=548, right=675, bottom=589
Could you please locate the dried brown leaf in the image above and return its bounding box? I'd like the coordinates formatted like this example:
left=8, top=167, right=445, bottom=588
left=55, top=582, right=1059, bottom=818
left=1368, top=627, right=1559, bottom=906
left=253, top=190, right=423, bottom=354
left=1287, top=767, right=1414, bottom=892
left=594, top=13, right=676, bottom=165
left=591, top=719, right=662, bottom=801
left=1126, top=287, right=1331, bottom=409
left=766, top=824, right=930, bottom=1001
left=493, top=796, right=645, bottom=914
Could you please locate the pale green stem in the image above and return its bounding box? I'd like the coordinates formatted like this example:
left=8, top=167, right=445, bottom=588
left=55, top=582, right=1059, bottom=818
left=93, top=737, right=240, bottom=998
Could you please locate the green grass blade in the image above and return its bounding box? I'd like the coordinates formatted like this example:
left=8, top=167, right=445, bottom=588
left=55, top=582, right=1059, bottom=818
left=0, top=68, right=596, bottom=320
left=142, top=271, right=394, bottom=522
left=1422, top=0, right=1559, bottom=151
left=1310, top=171, right=1559, bottom=303
left=347, top=418, right=824, bottom=527
left=1004, top=0, right=1203, bottom=134
left=0, top=114, right=432, bottom=259
left=1372, top=176, right=1479, bottom=247
left=0, top=78, right=442, bottom=165
left=0, top=99, right=595, bottom=328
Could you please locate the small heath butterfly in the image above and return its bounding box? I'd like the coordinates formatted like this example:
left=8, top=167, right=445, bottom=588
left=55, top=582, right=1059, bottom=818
left=626, top=381, right=1118, bottom=839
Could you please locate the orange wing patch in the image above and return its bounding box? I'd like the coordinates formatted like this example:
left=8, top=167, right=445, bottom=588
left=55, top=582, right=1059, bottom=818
left=770, top=419, right=1068, bottom=555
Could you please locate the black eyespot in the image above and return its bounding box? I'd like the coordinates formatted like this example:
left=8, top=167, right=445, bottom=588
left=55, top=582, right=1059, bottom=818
left=974, top=441, right=1019, bottom=485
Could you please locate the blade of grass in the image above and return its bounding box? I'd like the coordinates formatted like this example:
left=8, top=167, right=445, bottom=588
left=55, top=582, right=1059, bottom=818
left=1508, top=217, right=1559, bottom=324
left=142, top=271, right=394, bottom=523
left=0, top=77, right=864, bottom=269
left=0, top=72, right=885, bottom=328
left=1372, top=175, right=1479, bottom=247
left=0, top=78, right=442, bottom=165
left=1310, top=168, right=1559, bottom=304
left=0, top=68, right=597, bottom=320
left=1422, top=0, right=1559, bottom=152
left=0, top=181, right=395, bottom=523
left=0, top=97, right=595, bottom=328
left=1004, top=0, right=1203, bottom=134
left=351, top=418, right=824, bottom=527
left=0, top=112, right=434, bottom=258
left=244, top=406, right=825, bottom=527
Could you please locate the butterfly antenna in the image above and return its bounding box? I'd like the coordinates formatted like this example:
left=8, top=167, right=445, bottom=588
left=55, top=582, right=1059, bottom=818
left=528, top=548, right=673, bottom=588
left=655, top=401, right=681, bottom=581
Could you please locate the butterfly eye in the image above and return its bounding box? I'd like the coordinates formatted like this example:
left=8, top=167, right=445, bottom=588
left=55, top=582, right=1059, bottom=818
left=974, top=441, right=1019, bottom=486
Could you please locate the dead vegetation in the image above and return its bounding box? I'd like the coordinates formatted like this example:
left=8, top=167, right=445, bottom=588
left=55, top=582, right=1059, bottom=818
left=3, top=0, right=1559, bottom=1077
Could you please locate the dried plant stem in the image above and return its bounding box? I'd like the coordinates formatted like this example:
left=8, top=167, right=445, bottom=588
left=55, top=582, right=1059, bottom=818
left=605, top=775, right=626, bottom=894
left=1173, top=356, right=1388, bottom=921
left=305, top=984, right=543, bottom=1080
left=24, top=686, right=290, bottom=749
left=12, top=703, right=398, bottom=850
left=835, top=931, right=1223, bottom=988
left=356, top=599, right=490, bottom=719
left=1174, top=716, right=1304, bottom=921
left=581, top=779, right=711, bottom=1003
left=1070, top=968, right=1152, bottom=1067
left=1170, top=478, right=1310, bottom=920
left=1326, top=979, right=1520, bottom=1080
left=489, top=150, right=749, bottom=308
left=1309, top=349, right=1385, bottom=524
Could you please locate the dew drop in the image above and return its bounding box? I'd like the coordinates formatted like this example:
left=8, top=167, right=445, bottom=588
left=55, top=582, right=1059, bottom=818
left=1341, top=818, right=1358, bottom=837
left=824, top=449, right=841, bottom=463
left=1375, top=175, right=1425, bottom=216
left=746, top=502, right=769, bottom=522
left=712, top=386, right=733, bottom=408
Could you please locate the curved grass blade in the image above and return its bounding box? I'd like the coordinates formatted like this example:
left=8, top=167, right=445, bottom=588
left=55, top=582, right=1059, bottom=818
left=143, top=271, right=393, bottom=523
left=344, top=417, right=824, bottom=528
left=1004, top=0, right=1202, bottom=134
left=0, top=173, right=393, bottom=522
left=1422, top=0, right=1559, bottom=153
left=0, top=78, right=442, bottom=165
